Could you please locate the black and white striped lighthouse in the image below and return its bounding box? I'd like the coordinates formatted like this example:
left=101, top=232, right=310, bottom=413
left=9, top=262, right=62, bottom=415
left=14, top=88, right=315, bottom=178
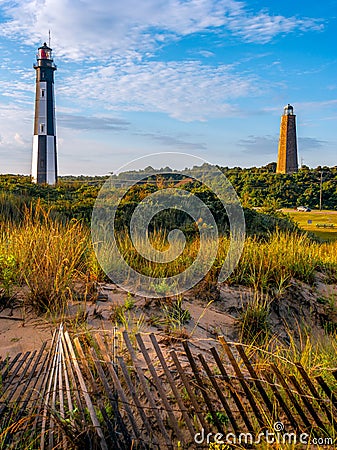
left=31, top=43, right=57, bottom=184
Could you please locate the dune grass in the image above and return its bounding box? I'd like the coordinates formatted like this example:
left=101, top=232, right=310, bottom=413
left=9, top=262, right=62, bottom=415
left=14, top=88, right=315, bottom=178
left=0, top=204, right=91, bottom=313
left=104, top=228, right=337, bottom=294
left=1, top=203, right=337, bottom=312
left=230, top=230, right=337, bottom=290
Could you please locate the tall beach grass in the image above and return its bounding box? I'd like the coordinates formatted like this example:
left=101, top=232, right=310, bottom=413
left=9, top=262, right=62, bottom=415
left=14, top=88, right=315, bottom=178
left=0, top=204, right=91, bottom=312
left=99, top=228, right=337, bottom=294
left=1, top=202, right=337, bottom=312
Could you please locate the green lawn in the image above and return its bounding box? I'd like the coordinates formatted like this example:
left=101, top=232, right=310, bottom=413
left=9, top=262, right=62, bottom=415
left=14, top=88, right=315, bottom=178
left=282, top=209, right=337, bottom=241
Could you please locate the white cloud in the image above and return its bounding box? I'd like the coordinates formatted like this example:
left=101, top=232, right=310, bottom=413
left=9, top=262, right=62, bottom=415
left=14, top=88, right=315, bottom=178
left=238, top=134, right=328, bottom=156
left=197, top=50, right=215, bottom=58
left=14, top=132, right=25, bottom=145
left=58, top=113, right=130, bottom=131
left=238, top=134, right=278, bottom=154
left=0, top=0, right=324, bottom=59
left=135, top=131, right=206, bottom=150
left=0, top=103, right=32, bottom=146
left=0, top=79, right=33, bottom=101
left=59, top=59, right=256, bottom=120
left=298, top=136, right=327, bottom=150
left=227, top=10, right=323, bottom=44
left=0, top=0, right=324, bottom=123
left=0, top=104, right=31, bottom=150
left=0, top=103, right=32, bottom=173
left=0, top=0, right=233, bottom=58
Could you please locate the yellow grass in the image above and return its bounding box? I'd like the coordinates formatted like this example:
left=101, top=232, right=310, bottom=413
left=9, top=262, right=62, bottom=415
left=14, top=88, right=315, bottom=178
left=1, top=205, right=337, bottom=311
left=0, top=204, right=90, bottom=312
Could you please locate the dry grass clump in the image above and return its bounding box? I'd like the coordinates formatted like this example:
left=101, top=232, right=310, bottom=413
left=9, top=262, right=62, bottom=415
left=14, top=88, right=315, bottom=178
left=100, top=228, right=337, bottom=296
left=0, top=204, right=91, bottom=313
left=229, top=230, right=337, bottom=291
left=239, top=325, right=337, bottom=384
left=238, top=292, right=271, bottom=345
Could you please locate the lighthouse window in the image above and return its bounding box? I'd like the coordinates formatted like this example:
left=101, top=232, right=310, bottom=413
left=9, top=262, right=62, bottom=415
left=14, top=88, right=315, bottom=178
left=40, top=124, right=45, bottom=133
left=41, top=72, right=45, bottom=79
left=41, top=89, right=45, bottom=98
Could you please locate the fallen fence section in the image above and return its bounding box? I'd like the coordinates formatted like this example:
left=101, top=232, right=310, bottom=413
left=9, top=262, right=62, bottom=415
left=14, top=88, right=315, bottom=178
left=1, top=325, right=337, bottom=449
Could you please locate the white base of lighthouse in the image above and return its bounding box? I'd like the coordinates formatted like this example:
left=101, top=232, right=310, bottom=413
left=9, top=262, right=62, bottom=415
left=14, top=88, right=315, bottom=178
left=32, top=135, right=57, bottom=185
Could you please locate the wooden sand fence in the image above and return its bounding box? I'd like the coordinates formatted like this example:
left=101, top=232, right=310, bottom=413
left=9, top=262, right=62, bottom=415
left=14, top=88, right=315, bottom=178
left=1, top=325, right=337, bottom=448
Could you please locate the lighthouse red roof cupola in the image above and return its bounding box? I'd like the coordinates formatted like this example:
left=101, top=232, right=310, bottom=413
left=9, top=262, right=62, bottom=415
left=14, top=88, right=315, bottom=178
left=34, top=43, right=56, bottom=69
left=38, top=43, right=52, bottom=59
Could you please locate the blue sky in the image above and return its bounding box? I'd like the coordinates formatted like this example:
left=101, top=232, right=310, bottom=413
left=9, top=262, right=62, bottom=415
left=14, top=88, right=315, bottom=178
left=0, top=0, right=336, bottom=175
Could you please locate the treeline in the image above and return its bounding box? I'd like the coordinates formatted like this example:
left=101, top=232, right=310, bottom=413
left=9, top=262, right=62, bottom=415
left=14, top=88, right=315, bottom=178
left=0, top=174, right=102, bottom=223
left=3, top=163, right=336, bottom=211
left=1, top=163, right=336, bottom=235
left=0, top=172, right=298, bottom=238
left=220, top=163, right=337, bottom=210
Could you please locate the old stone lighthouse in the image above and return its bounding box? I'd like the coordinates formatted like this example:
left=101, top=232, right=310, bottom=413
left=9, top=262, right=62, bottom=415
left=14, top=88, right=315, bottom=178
left=276, top=104, right=298, bottom=174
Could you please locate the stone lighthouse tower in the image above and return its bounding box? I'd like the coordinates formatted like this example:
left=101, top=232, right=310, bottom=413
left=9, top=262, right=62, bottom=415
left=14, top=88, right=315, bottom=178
left=276, top=104, right=298, bottom=174
left=31, top=43, right=57, bottom=184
